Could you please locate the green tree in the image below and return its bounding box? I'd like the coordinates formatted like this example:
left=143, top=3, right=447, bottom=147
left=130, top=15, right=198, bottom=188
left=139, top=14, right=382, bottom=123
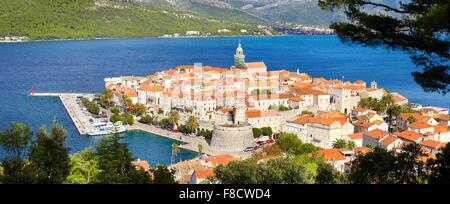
left=111, top=107, right=120, bottom=114
left=139, top=114, right=153, bottom=124
left=185, top=116, right=199, bottom=133
left=29, top=123, right=70, bottom=184
left=171, top=143, right=180, bottom=165
left=65, top=147, right=100, bottom=184
left=428, top=143, right=450, bottom=184
left=214, top=160, right=258, bottom=184
left=110, top=113, right=122, bottom=123
left=387, top=104, right=402, bottom=127
left=168, top=110, right=180, bottom=129
left=197, top=143, right=203, bottom=157
left=261, top=127, right=273, bottom=136
left=276, top=132, right=319, bottom=155
left=347, top=140, right=356, bottom=150
left=95, top=134, right=151, bottom=184
left=407, top=116, right=418, bottom=124
left=153, top=165, right=177, bottom=184
left=121, top=112, right=134, bottom=125
left=315, top=163, right=347, bottom=184
left=257, top=158, right=314, bottom=184
left=252, top=128, right=262, bottom=138
left=332, top=139, right=348, bottom=149
left=358, top=97, right=379, bottom=110
left=135, top=103, right=147, bottom=116
left=318, top=0, right=450, bottom=94
left=0, top=122, right=32, bottom=159
left=159, top=118, right=170, bottom=128
left=157, top=108, right=164, bottom=115
left=103, top=89, right=114, bottom=108
left=119, top=95, right=133, bottom=112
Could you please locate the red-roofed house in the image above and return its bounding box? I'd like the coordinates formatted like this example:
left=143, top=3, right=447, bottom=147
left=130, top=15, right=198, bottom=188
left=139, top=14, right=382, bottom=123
left=363, top=129, right=390, bottom=147
left=347, top=132, right=364, bottom=147
left=316, top=149, right=348, bottom=172
left=408, top=121, right=434, bottom=134
left=189, top=167, right=215, bottom=184
left=379, top=136, right=403, bottom=151
left=246, top=109, right=281, bottom=132
left=420, top=140, right=445, bottom=154
left=393, top=130, right=423, bottom=143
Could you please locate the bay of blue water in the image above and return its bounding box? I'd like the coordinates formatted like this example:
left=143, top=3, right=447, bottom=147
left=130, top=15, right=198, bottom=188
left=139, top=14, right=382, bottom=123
left=0, top=35, right=448, bottom=164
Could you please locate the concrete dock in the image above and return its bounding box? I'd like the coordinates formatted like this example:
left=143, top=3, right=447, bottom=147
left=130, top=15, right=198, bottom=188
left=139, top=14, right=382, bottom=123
left=32, top=92, right=94, bottom=135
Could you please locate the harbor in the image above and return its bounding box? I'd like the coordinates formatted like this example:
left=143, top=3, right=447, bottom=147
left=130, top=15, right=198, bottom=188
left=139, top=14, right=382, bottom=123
left=31, top=92, right=95, bottom=135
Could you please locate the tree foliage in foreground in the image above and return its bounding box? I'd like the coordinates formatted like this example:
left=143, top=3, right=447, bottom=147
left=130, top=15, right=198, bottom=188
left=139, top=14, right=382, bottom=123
left=95, top=134, right=151, bottom=184
left=319, top=0, right=449, bottom=94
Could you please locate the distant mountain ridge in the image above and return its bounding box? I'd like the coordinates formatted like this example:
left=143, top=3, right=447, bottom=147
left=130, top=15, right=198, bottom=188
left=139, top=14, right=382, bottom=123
left=132, top=0, right=402, bottom=26
left=0, top=0, right=272, bottom=40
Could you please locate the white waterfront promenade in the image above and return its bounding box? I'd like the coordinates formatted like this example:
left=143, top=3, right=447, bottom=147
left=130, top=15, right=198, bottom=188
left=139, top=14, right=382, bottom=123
left=31, top=92, right=93, bottom=135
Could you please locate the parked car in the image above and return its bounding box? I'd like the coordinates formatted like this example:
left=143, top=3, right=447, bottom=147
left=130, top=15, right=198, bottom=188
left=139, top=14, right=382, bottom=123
left=244, top=147, right=253, bottom=152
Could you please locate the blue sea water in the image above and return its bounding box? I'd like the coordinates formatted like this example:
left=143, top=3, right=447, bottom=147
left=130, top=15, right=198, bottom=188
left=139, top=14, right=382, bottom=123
left=0, top=35, right=448, bottom=164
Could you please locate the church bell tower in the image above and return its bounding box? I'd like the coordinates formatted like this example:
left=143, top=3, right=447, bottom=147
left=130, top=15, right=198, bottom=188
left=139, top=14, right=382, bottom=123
left=234, top=41, right=246, bottom=68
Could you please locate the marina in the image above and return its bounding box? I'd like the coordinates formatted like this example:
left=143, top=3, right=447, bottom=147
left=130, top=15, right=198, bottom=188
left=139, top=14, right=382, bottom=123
left=31, top=92, right=96, bottom=135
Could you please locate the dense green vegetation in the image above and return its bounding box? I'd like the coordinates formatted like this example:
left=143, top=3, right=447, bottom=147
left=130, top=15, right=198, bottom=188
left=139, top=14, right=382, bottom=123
left=81, top=97, right=100, bottom=115
left=0, top=0, right=263, bottom=40
left=0, top=122, right=176, bottom=184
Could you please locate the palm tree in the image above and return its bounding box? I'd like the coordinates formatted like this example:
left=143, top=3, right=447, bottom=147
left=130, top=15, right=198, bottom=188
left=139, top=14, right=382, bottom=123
left=104, top=89, right=114, bottom=108
left=171, top=143, right=180, bottom=164
left=168, top=110, right=180, bottom=130
left=347, top=141, right=356, bottom=150
left=119, top=95, right=133, bottom=112
left=185, top=116, right=199, bottom=133
left=135, top=103, right=147, bottom=116
left=197, top=143, right=203, bottom=157
left=332, top=139, right=348, bottom=149
left=387, top=104, right=402, bottom=129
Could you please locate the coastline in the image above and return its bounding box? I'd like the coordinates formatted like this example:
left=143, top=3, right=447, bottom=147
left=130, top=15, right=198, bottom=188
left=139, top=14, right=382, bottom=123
left=0, top=34, right=338, bottom=44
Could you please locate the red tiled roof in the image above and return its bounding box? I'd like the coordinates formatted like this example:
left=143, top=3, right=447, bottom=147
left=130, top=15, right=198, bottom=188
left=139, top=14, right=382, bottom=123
left=408, top=121, right=433, bottom=129
left=394, top=130, right=422, bottom=142
left=420, top=140, right=443, bottom=149
left=246, top=109, right=279, bottom=118
left=364, top=129, right=389, bottom=140
left=348, top=132, right=364, bottom=140
left=317, top=149, right=346, bottom=161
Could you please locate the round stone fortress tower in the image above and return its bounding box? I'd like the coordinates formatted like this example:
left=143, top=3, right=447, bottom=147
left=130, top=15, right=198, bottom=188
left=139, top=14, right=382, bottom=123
left=210, top=100, right=255, bottom=152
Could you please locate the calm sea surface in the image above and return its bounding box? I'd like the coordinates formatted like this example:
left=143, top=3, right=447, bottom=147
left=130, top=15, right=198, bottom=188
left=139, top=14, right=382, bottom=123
left=0, top=35, right=448, bottom=164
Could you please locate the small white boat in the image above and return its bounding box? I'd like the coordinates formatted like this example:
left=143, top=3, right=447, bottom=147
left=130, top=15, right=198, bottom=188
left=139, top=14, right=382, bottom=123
left=87, top=121, right=129, bottom=136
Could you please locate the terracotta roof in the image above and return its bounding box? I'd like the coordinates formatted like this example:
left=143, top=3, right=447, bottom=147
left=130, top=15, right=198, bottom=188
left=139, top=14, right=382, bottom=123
left=195, top=168, right=215, bottom=179
left=379, top=136, right=401, bottom=146
left=420, top=140, right=443, bottom=149
left=122, top=76, right=145, bottom=81
left=131, top=160, right=151, bottom=172
left=408, top=121, right=433, bottom=129
left=364, top=129, right=389, bottom=140
left=251, top=93, right=294, bottom=100
left=317, top=149, right=346, bottom=162
left=434, top=114, right=450, bottom=121
left=434, top=125, right=449, bottom=134
left=246, top=109, right=279, bottom=118
left=288, top=115, right=312, bottom=125
left=139, top=84, right=164, bottom=92
left=354, top=146, right=373, bottom=155
left=354, top=80, right=366, bottom=85
left=245, top=62, right=267, bottom=69
left=204, top=154, right=240, bottom=167
left=400, top=113, right=429, bottom=121
left=348, top=132, right=364, bottom=140
left=289, top=96, right=304, bottom=102
left=291, top=87, right=327, bottom=95
left=394, top=130, right=422, bottom=142
left=308, top=117, right=345, bottom=126
left=353, top=107, right=368, bottom=113
left=392, top=95, right=407, bottom=104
